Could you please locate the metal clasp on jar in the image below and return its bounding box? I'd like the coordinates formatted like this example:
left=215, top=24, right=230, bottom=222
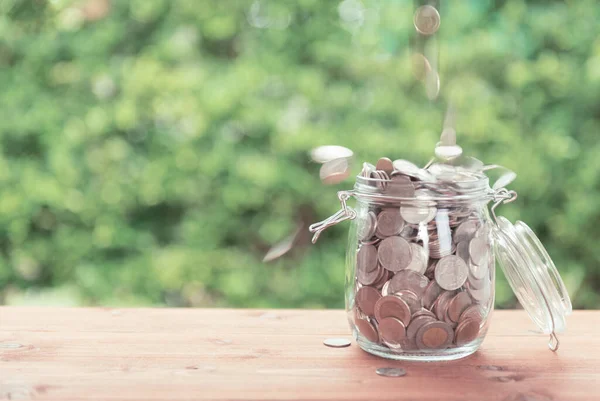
left=309, top=190, right=356, bottom=243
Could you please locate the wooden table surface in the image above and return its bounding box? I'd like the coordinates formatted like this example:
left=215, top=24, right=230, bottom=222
left=0, top=308, right=597, bottom=401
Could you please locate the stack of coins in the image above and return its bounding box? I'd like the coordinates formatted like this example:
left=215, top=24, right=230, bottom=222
left=352, top=158, right=494, bottom=352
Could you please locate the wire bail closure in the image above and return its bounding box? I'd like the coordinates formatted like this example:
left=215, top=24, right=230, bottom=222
left=491, top=187, right=560, bottom=352
left=309, top=190, right=356, bottom=244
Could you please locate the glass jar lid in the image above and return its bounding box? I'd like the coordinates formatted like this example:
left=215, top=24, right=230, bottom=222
left=492, top=193, right=572, bottom=350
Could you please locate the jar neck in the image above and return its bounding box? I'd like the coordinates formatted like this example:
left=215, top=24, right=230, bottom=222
left=353, top=175, right=494, bottom=205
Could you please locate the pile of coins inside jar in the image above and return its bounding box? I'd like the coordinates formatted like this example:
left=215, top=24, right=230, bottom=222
left=352, top=157, right=494, bottom=352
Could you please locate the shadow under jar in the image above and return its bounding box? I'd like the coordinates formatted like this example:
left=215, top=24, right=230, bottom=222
left=346, top=174, right=495, bottom=361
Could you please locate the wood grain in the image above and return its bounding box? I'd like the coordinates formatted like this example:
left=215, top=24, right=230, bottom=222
left=0, top=308, right=597, bottom=401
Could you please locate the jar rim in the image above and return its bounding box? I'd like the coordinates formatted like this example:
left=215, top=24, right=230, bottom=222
left=353, top=174, right=494, bottom=203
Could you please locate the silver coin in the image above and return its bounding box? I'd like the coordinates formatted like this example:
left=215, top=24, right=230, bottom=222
left=311, top=145, right=353, bottom=163
left=376, top=367, right=407, bottom=378
left=378, top=236, right=413, bottom=272
left=469, top=283, right=491, bottom=304
left=400, top=205, right=437, bottom=224
left=456, top=241, right=470, bottom=264
left=381, top=279, right=391, bottom=296
left=389, top=270, right=429, bottom=297
left=405, top=243, right=428, bottom=274
left=376, top=209, right=405, bottom=237
left=323, top=338, right=351, bottom=348
left=469, top=257, right=488, bottom=280
left=435, top=255, right=468, bottom=291
left=413, top=5, right=440, bottom=35
left=440, top=127, right=456, bottom=146
left=425, top=70, right=440, bottom=100
left=454, top=220, right=478, bottom=244
left=469, top=236, right=490, bottom=266
left=392, top=159, right=436, bottom=182
left=358, top=211, right=377, bottom=241
left=435, top=145, right=463, bottom=160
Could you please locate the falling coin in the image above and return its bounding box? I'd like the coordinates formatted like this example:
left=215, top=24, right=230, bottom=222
left=323, top=338, right=352, bottom=348
left=320, top=158, right=351, bottom=185
left=376, top=367, right=407, bottom=378
left=310, top=145, right=353, bottom=163
left=413, top=5, right=440, bottom=35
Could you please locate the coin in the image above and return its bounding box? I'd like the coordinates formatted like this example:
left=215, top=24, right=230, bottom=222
left=379, top=317, right=407, bottom=346
left=456, top=241, right=470, bottom=264
left=454, top=220, right=478, bottom=244
left=412, top=308, right=436, bottom=320
left=460, top=305, right=484, bottom=322
left=447, top=292, right=473, bottom=323
left=320, top=158, right=351, bottom=185
left=393, top=159, right=436, bottom=182
left=323, top=338, right=352, bottom=348
left=358, top=211, right=377, bottom=241
left=370, top=169, right=390, bottom=190
left=440, top=127, right=456, bottom=146
left=469, top=257, right=488, bottom=280
left=405, top=243, right=428, bottom=274
left=374, top=295, right=411, bottom=326
left=432, top=291, right=454, bottom=321
left=376, top=367, right=407, bottom=377
left=376, top=157, right=394, bottom=175
left=469, top=237, right=490, bottom=266
left=395, top=289, right=421, bottom=314
left=357, top=244, right=378, bottom=272
left=467, top=273, right=487, bottom=290
left=376, top=209, right=405, bottom=237
left=455, top=318, right=481, bottom=346
left=469, top=284, right=491, bottom=304
left=311, top=145, right=353, bottom=163
left=378, top=236, right=413, bottom=272
left=358, top=263, right=382, bottom=286
left=400, top=205, right=437, bottom=224
left=413, top=5, right=440, bottom=35
left=435, top=255, right=468, bottom=291
left=406, top=315, right=436, bottom=341
left=389, top=270, right=430, bottom=297
left=355, top=317, right=379, bottom=343
left=416, top=321, right=454, bottom=349
left=387, top=175, right=416, bottom=198
left=381, top=279, right=391, bottom=296
left=422, top=280, right=443, bottom=310
left=356, top=286, right=381, bottom=316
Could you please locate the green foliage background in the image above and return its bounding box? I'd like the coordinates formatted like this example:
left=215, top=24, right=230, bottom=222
left=0, top=0, right=598, bottom=309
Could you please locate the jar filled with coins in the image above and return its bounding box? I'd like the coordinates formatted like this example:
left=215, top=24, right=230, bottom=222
left=310, top=153, right=572, bottom=361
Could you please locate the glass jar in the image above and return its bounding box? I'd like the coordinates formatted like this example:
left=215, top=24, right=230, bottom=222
left=310, top=160, right=572, bottom=362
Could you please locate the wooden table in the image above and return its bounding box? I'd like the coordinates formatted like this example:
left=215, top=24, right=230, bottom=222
left=0, top=308, right=597, bottom=401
